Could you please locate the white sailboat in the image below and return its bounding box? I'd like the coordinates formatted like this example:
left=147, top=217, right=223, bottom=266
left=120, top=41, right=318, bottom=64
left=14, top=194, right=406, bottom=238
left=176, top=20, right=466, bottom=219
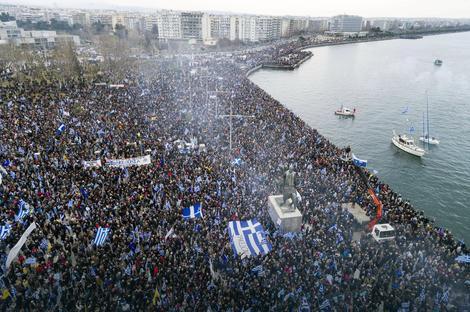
left=419, top=93, right=440, bottom=145
left=392, top=130, right=426, bottom=157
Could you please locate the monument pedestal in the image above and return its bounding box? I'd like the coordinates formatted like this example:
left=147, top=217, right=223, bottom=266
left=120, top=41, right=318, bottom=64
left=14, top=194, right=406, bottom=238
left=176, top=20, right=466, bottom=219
left=268, top=195, right=302, bottom=233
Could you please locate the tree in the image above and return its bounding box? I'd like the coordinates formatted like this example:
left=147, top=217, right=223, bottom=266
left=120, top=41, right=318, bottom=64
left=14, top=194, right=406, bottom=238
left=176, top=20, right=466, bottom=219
left=0, top=12, right=15, bottom=22
left=114, top=24, right=128, bottom=39
left=151, top=24, right=159, bottom=38
left=92, top=21, right=105, bottom=34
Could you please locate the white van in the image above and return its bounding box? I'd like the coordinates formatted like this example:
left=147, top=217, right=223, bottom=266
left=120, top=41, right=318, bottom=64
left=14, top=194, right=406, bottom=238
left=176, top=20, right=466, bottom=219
left=371, top=224, right=395, bottom=242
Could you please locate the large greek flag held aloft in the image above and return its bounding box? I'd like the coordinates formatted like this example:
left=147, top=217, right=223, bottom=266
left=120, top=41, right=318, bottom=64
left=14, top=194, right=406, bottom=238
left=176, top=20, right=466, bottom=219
left=228, top=219, right=272, bottom=259
left=94, top=227, right=110, bottom=246
left=182, top=203, right=203, bottom=219
left=352, top=154, right=367, bottom=167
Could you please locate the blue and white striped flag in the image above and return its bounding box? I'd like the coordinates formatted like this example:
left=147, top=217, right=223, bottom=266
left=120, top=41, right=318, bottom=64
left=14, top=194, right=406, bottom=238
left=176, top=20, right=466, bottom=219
left=94, top=227, right=110, bottom=246
left=298, top=296, right=311, bottom=312
left=455, top=254, right=470, bottom=263
left=319, top=283, right=325, bottom=294
left=419, top=288, right=426, bottom=303
left=231, top=158, right=242, bottom=166
left=441, top=288, right=450, bottom=304
left=228, top=219, right=272, bottom=258
left=352, top=154, right=367, bottom=167
left=0, top=224, right=12, bottom=240
left=182, top=203, right=203, bottom=219
left=319, top=299, right=330, bottom=311
left=39, top=238, right=49, bottom=250
left=56, top=123, right=66, bottom=135
left=251, top=264, right=265, bottom=276
left=15, top=199, right=30, bottom=222
left=434, top=291, right=441, bottom=306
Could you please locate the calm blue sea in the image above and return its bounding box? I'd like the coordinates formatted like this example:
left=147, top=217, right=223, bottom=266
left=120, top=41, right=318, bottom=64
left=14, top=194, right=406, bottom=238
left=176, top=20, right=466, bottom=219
left=250, top=32, right=470, bottom=243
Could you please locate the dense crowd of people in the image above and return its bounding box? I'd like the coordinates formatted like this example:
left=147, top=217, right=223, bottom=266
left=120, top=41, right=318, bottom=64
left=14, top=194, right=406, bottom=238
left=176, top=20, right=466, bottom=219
left=0, top=39, right=469, bottom=311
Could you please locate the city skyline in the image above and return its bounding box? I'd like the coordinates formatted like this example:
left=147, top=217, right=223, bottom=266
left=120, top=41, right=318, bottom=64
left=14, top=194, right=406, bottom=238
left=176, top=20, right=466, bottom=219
left=1, top=0, right=470, bottom=19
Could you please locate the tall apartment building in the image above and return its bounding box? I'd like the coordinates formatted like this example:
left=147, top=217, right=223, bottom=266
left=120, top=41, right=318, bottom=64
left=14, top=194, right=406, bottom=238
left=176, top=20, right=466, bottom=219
left=144, top=15, right=159, bottom=32
left=202, top=14, right=231, bottom=41
left=90, top=14, right=118, bottom=30
left=237, top=16, right=257, bottom=42
left=307, top=19, right=329, bottom=33
left=329, top=15, right=363, bottom=33
left=281, top=18, right=309, bottom=37
left=72, top=12, right=90, bottom=27
left=255, top=16, right=281, bottom=41
left=157, top=11, right=182, bottom=40
left=181, top=11, right=203, bottom=40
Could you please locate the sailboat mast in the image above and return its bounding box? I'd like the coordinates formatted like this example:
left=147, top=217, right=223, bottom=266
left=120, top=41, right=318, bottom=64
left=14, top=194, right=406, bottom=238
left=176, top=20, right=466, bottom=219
left=426, top=92, right=430, bottom=145
left=422, top=112, right=425, bottom=140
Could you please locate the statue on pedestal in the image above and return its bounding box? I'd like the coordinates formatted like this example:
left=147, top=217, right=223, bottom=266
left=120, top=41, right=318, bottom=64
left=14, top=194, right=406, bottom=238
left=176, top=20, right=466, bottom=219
left=280, top=166, right=297, bottom=212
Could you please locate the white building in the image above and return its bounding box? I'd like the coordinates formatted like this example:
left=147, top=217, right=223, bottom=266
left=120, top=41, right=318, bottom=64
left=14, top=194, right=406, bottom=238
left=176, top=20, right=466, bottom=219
left=144, top=15, right=159, bottom=32
left=202, top=14, right=231, bottom=41
left=281, top=18, right=310, bottom=37
left=157, top=11, right=182, bottom=40
left=72, top=12, right=90, bottom=27
left=255, top=16, right=281, bottom=41
left=230, top=15, right=280, bottom=42
left=181, top=11, right=203, bottom=40
left=237, top=16, right=257, bottom=42
left=0, top=21, right=80, bottom=49
left=90, top=13, right=118, bottom=30
left=329, top=15, right=363, bottom=33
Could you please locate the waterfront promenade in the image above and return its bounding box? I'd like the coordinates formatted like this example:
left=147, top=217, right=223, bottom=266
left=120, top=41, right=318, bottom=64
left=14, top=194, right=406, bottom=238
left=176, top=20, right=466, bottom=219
left=0, top=38, right=468, bottom=311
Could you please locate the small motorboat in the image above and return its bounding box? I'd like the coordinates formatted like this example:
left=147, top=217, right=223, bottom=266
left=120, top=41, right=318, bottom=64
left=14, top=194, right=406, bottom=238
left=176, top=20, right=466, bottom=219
left=419, top=135, right=440, bottom=145
left=392, top=131, right=425, bottom=157
left=335, top=106, right=355, bottom=117
left=434, top=59, right=443, bottom=66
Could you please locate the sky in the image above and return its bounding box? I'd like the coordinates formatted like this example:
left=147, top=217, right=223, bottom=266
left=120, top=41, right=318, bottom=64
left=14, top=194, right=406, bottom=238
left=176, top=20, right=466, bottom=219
left=4, top=0, right=470, bottom=18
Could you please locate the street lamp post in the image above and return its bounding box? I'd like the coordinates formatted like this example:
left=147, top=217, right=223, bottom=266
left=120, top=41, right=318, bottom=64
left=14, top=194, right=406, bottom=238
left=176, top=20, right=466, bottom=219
left=218, top=103, right=255, bottom=152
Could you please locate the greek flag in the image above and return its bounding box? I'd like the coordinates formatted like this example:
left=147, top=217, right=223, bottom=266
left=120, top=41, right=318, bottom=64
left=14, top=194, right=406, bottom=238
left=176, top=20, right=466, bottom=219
left=455, top=254, right=470, bottom=263
left=401, top=106, right=409, bottom=114
left=352, top=154, right=367, bottom=167
left=419, top=288, right=426, bottom=303
left=0, top=224, right=12, bottom=240
left=15, top=199, right=30, bottom=222
left=39, top=238, right=49, bottom=250
left=231, top=158, right=242, bottom=166
left=182, top=203, right=203, bottom=219
left=441, top=288, right=450, bottom=304
left=94, top=227, right=110, bottom=246
left=56, top=124, right=66, bottom=135
left=251, top=264, right=265, bottom=276
left=298, top=296, right=311, bottom=312
left=319, top=299, right=330, bottom=311
left=228, top=219, right=272, bottom=258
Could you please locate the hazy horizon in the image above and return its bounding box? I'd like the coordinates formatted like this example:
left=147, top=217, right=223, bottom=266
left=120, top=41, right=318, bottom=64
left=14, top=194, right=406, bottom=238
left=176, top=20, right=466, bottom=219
left=1, top=0, right=470, bottom=19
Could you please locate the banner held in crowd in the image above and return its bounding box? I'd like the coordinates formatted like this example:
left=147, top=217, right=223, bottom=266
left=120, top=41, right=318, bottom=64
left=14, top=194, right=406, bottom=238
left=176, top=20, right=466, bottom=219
left=82, top=159, right=102, bottom=168
left=106, top=155, right=151, bottom=168
left=6, top=222, right=37, bottom=269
